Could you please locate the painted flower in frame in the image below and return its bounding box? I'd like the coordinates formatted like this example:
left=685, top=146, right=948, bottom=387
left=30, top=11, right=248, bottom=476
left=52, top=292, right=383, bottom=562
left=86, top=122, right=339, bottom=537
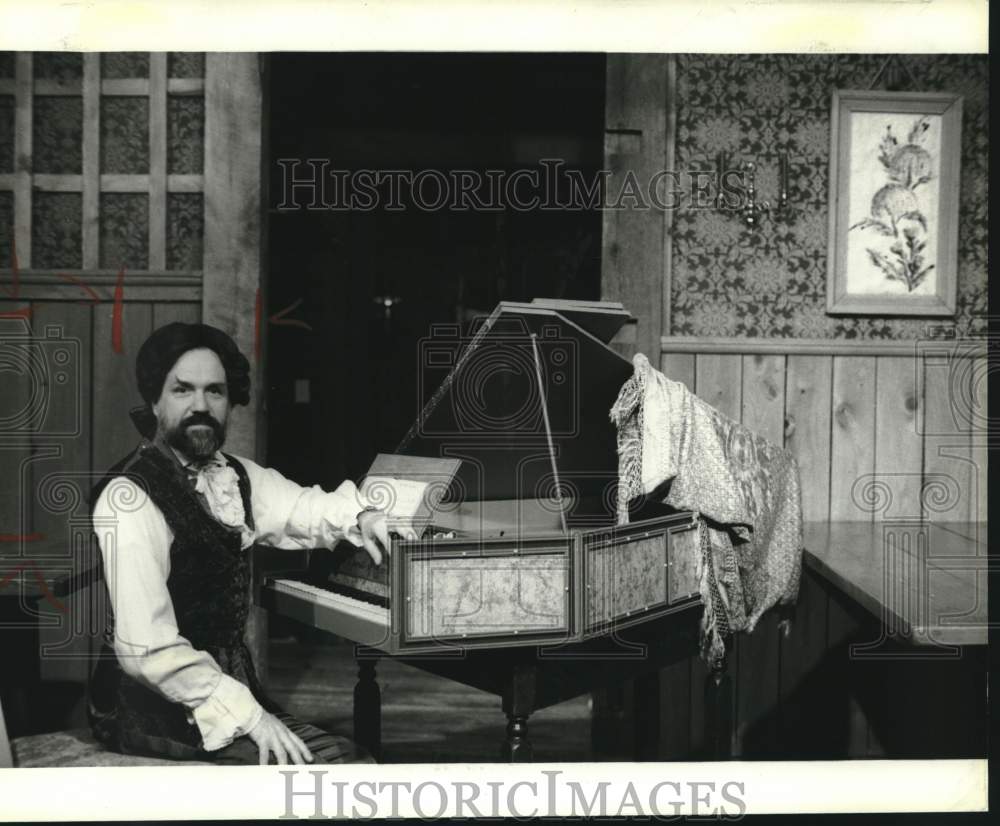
left=870, top=183, right=920, bottom=226
left=850, top=116, right=938, bottom=293
left=887, top=144, right=933, bottom=189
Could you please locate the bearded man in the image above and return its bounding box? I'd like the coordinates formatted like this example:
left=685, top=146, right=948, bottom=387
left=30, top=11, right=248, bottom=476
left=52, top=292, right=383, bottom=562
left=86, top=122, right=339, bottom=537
left=88, top=322, right=387, bottom=765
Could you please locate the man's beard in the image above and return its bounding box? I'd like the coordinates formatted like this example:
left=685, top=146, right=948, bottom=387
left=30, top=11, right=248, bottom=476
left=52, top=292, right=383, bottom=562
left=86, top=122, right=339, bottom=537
left=163, top=412, right=226, bottom=461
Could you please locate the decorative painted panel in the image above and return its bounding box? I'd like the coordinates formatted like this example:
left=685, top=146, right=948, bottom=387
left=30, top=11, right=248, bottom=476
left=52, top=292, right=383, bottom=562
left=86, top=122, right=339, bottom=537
left=33, top=97, right=83, bottom=174
left=405, top=554, right=569, bottom=640
left=670, top=54, right=988, bottom=340
left=101, top=53, right=149, bottom=79
left=167, top=192, right=203, bottom=270
left=167, top=95, right=204, bottom=174
left=168, top=53, right=205, bottom=78
left=0, top=95, right=13, bottom=173
left=100, top=193, right=149, bottom=270
left=100, top=97, right=150, bottom=174
left=586, top=534, right=667, bottom=628
left=32, top=192, right=82, bottom=268
left=667, top=525, right=701, bottom=604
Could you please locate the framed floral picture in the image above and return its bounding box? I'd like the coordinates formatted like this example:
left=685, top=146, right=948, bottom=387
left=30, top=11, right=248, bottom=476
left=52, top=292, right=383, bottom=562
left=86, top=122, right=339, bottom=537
left=826, top=90, right=963, bottom=316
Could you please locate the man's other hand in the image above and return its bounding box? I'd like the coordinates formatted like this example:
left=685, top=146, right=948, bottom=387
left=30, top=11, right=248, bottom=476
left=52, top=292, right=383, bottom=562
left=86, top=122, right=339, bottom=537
left=358, top=508, right=389, bottom=565
left=247, top=712, right=313, bottom=765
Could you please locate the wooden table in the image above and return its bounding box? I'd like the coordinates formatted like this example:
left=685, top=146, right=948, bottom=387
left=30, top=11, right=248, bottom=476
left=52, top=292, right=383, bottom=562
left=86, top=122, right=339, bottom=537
left=802, top=521, right=988, bottom=647
left=794, top=521, right=989, bottom=758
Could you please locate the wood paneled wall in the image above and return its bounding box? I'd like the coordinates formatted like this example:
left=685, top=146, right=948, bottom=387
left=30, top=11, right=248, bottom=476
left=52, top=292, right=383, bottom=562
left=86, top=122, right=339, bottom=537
left=657, top=335, right=987, bottom=758
left=661, top=337, right=987, bottom=525
left=1, top=288, right=200, bottom=691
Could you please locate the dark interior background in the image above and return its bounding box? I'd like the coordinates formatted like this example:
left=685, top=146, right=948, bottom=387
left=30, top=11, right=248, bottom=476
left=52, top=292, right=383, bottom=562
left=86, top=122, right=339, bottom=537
left=265, top=53, right=606, bottom=488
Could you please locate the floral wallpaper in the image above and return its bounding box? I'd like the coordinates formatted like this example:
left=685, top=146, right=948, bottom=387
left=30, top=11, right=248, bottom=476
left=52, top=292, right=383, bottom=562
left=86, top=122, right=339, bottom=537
left=32, top=192, right=82, bottom=269
left=102, top=53, right=149, bottom=79
left=33, top=96, right=83, bottom=174
left=168, top=95, right=205, bottom=174
left=101, top=96, right=150, bottom=174
left=670, top=54, right=988, bottom=339
left=168, top=53, right=205, bottom=78
left=167, top=193, right=204, bottom=270
left=33, top=53, right=82, bottom=82
left=100, top=193, right=148, bottom=269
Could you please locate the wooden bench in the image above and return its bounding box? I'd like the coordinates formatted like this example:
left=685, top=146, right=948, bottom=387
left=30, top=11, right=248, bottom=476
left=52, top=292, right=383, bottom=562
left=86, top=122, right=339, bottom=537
left=0, top=693, right=212, bottom=767
left=0, top=554, right=212, bottom=767
left=9, top=728, right=212, bottom=768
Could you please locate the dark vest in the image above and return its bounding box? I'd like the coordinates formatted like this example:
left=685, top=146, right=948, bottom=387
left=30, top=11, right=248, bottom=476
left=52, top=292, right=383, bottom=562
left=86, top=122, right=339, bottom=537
left=88, top=441, right=274, bottom=753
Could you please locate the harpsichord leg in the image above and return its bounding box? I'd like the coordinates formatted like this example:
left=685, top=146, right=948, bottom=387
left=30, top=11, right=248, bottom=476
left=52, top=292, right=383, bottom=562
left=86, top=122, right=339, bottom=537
left=354, top=653, right=382, bottom=762
left=503, top=715, right=532, bottom=762
left=501, top=662, right=536, bottom=762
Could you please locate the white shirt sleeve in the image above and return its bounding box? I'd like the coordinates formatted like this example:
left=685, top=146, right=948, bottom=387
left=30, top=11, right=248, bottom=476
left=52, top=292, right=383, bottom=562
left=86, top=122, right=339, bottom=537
left=235, top=455, right=368, bottom=550
left=93, top=477, right=264, bottom=751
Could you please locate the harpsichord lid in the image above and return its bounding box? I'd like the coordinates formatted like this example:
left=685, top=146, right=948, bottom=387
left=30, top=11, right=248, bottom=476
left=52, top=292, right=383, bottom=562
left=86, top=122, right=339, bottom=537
left=396, top=300, right=636, bottom=526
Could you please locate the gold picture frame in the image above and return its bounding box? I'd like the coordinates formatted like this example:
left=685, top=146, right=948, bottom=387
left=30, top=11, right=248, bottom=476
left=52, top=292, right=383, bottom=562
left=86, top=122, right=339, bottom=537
left=826, top=90, right=963, bottom=316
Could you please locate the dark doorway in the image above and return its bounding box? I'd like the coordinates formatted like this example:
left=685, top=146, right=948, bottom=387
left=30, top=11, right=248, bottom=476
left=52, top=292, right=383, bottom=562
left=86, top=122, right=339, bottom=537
left=265, top=53, right=606, bottom=486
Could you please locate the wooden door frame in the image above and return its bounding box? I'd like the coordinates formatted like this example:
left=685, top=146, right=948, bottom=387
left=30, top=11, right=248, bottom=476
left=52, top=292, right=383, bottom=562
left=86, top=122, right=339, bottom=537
left=600, top=54, right=677, bottom=356
left=203, top=52, right=270, bottom=676
left=203, top=52, right=267, bottom=462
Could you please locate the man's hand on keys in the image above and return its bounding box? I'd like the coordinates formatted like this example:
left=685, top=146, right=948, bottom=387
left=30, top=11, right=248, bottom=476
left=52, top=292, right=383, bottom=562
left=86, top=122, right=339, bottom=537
left=358, top=508, right=418, bottom=564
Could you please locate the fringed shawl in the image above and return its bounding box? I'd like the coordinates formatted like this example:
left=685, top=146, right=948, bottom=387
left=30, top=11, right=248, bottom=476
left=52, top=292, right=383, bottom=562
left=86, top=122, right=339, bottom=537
left=610, top=353, right=804, bottom=666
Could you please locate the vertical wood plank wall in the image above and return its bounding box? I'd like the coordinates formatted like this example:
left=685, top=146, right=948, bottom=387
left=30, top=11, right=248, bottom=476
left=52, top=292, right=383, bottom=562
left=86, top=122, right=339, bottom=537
left=0, top=49, right=223, bottom=725
left=2, top=292, right=201, bottom=696
left=656, top=337, right=987, bottom=759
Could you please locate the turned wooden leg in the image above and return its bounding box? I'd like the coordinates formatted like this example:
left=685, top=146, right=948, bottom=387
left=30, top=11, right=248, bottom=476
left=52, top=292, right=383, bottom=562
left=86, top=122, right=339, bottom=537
left=503, top=715, right=533, bottom=762
left=501, top=662, right=536, bottom=762
left=704, top=647, right=733, bottom=760
left=353, top=655, right=382, bottom=762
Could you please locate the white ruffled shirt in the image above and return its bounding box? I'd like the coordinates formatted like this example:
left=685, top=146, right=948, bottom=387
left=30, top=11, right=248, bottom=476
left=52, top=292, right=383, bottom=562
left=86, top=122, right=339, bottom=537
left=92, top=447, right=370, bottom=751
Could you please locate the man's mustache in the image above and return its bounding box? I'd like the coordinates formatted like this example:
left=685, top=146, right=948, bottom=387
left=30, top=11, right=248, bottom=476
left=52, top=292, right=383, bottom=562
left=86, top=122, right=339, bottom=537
left=181, top=413, right=224, bottom=435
